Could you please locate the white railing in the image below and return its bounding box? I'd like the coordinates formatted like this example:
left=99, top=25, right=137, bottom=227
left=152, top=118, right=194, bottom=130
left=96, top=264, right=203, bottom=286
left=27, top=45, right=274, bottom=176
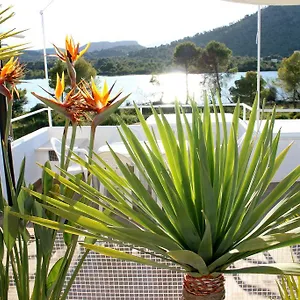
left=262, top=108, right=300, bottom=113
left=10, top=103, right=255, bottom=126
left=106, top=103, right=253, bottom=122
left=11, top=108, right=49, bottom=123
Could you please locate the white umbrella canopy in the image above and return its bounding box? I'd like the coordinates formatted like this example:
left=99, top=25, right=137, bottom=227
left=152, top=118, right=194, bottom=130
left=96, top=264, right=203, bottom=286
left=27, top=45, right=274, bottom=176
left=222, top=0, right=300, bottom=129
left=225, top=0, right=300, bottom=4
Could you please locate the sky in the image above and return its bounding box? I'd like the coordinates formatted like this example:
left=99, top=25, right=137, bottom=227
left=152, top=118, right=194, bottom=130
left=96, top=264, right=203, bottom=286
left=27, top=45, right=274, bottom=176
left=2, top=0, right=260, bottom=50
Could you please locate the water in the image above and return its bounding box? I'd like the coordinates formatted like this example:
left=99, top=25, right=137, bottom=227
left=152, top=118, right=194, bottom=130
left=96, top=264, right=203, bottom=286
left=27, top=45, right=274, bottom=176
left=18, top=71, right=278, bottom=111
left=18, top=78, right=54, bottom=111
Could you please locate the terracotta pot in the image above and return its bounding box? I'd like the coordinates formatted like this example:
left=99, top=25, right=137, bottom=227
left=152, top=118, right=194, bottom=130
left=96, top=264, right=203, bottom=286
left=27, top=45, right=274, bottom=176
left=181, top=273, right=225, bottom=300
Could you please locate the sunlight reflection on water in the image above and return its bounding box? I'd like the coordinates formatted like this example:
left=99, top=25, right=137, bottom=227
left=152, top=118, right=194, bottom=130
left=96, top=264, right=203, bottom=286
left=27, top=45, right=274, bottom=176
left=19, top=71, right=278, bottom=110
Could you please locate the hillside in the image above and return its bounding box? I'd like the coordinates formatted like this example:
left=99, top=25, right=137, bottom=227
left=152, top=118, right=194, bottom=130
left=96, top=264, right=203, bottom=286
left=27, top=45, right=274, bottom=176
left=130, top=5, right=300, bottom=60
left=189, top=5, right=300, bottom=57
left=82, top=41, right=143, bottom=52
left=20, top=41, right=144, bottom=62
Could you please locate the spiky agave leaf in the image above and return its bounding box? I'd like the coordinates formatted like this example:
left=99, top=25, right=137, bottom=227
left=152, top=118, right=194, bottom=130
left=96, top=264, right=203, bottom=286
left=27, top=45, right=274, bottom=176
left=17, top=96, right=300, bottom=276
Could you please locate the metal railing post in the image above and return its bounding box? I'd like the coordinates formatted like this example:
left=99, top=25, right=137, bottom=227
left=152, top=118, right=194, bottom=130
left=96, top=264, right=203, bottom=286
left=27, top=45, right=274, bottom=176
left=243, top=105, right=246, bottom=121
left=47, top=108, right=52, bottom=127
left=256, top=5, right=262, bottom=132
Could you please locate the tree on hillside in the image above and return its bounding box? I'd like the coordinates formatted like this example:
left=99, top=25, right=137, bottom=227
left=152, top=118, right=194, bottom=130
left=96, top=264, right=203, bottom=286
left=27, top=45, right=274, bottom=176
left=197, top=41, right=232, bottom=97
left=278, top=51, right=300, bottom=108
left=173, top=42, right=198, bottom=103
left=229, top=71, right=276, bottom=104
left=12, top=88, right=28, bottom=118
left=49, top=57, right=97, bottom=88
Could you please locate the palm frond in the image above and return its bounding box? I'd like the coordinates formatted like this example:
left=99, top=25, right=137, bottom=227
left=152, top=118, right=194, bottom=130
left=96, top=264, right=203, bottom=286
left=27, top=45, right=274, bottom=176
left=0, top=6, right=28, bottom=60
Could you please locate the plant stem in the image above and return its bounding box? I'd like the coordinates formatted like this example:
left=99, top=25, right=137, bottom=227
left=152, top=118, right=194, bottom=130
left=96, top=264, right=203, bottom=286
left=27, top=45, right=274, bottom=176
left=1, top=145, right=16, bottom=204
left=60, top=120, right=69, bottom=195
left=17, top=235, right=26, bottom=299
left=60, top=249, right=90, bottom=300
left=50, top=236, right=79, bottom=300
left=40, top=254, right=50, bottom=299
left=87, top=124, right=96, bottom=185
left=60, top=120, right=69, bottom=174
left=31, top=239, right=42, bottom=300
left=88, top=125, right=96, bottom=164
left=4, top=101, right=12, bottom=147
left=9, top=251, right=21, bottom=299
left=22, top=237, right=29, bottom=300
left=64, top=123, right=77, bottom=171
left=2, top=253, right=10, bottom=300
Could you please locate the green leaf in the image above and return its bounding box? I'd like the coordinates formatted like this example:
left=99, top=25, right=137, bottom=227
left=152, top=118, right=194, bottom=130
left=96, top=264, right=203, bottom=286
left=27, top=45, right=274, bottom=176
left=198, top=213, right=213, bottom=262
left=46, top=257, right=64, bottom=291
left=84, top=237, right=97, bottom=244
left=253, top=165, right=300, bottom=219
left=0, top=229, right=3, bottom=261
left=33, top=202, right=53, bottom=256
left=81, top=243, right=184, bottom=272
left=223, top=263, right=300, bottom=275
left=235, top=232, right=300, bottom=253
left=63, top=220, right=72, bottom=246
left=133, top=102, right=162, bottom=158
left=167, top=250, right=208, bottom=274
left=17, top=188, right=33, bottom=215
left=42, top=161, right=53, bottom=195
left=92, top=95, right=130, bottom=127
left=116, top=228, right=181, bottom=251
left=21, top=226, right=30, bottom=243
left=16, top=157, right=25, bottom=196
left=31, top=92, right=73, bottom=121
left=9, top=211, right=99, bottom=240
left=3, top=206, right=19, bottom=252
left=0, top=178, right=4, bottom=212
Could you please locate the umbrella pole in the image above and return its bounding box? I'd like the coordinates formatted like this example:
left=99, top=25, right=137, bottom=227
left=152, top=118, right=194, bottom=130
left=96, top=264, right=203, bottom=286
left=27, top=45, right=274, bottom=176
left=257, top=4, right=261, bottom=131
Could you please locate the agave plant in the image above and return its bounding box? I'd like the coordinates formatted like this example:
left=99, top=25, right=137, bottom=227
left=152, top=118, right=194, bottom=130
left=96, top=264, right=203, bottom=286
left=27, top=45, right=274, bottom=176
left=14, top=96, right=300, bottom=299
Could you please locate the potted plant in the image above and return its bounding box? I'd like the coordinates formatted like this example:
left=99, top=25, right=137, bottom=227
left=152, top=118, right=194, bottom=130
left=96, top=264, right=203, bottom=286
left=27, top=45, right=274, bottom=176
left=15, top=91, right=300, bottom=299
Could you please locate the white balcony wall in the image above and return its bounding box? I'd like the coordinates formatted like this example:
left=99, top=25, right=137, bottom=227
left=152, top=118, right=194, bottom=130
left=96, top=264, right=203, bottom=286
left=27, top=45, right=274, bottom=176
left=12, top=125, right=146, bottom=185
left=259, top=120, right=300, bottom=182
left=12, top=127, right=50, bottom=185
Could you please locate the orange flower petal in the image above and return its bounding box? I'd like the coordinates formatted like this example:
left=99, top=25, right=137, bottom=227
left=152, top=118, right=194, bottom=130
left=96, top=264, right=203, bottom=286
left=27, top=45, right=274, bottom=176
left=78, top=42, right=90, bottom=60
left=91, top=78, right=102, bottom=104
left=1, top=57, right=14, bottom=77
left=55, top=72, right=64, bottom=100
left=101, top=80, right=110, bottom=105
